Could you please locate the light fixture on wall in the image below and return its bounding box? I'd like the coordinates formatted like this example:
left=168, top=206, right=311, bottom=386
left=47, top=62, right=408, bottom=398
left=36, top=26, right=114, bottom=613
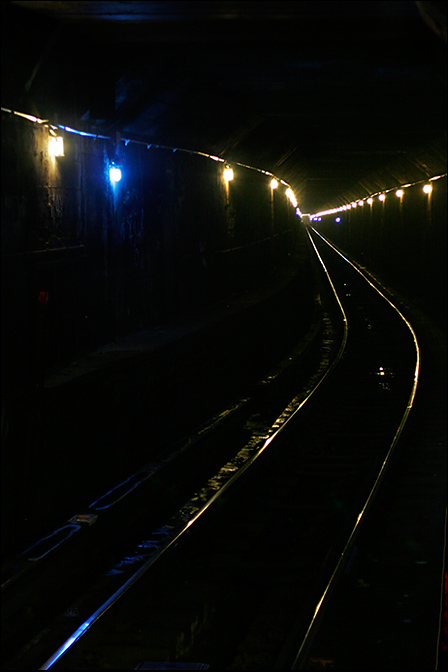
left=49, top=134, right=64, bottom=157
left=109, top=164, right=122, bottom=183
left=224, top=165, right=234, bottom=182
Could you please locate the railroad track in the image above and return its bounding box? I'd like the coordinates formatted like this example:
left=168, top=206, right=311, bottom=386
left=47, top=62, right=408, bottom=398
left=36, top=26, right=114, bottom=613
left=2, top=227, right=422, bottom=670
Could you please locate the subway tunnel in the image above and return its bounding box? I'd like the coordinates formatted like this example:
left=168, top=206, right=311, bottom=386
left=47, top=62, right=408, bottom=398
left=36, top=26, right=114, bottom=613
left=1, top=2, right=447, bottom=670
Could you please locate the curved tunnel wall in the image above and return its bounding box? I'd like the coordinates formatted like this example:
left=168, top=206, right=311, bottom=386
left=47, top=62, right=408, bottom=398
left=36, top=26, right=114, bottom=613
left=310, top=175, right=447, bottom=328
left=1, top=112, right=301, bottom=398
left=1, top=110, right=445, bottom=560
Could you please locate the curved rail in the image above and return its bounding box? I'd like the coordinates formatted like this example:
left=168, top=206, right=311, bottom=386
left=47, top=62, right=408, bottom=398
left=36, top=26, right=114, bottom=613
left=37, top=232, right=350, bottom=670
left=9, top=225, right=421, bottom=671
left=290, top=228, right=420, bottom=669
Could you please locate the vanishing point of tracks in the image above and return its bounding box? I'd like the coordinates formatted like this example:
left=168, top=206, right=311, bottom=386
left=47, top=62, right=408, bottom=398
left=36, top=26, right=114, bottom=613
left=2, top=228, right=421, bottom=670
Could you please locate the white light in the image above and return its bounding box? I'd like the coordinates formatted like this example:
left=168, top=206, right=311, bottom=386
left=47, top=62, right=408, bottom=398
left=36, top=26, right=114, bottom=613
left=49, top=136, right=64, bottom=157
left=270, top=178, right=278, bottom=190
left=367, top=198, right=373, bottom=205
left=285, top=188, right=298, bottom=208
left=395, top=189, right=404, bottom=198
left=351, top=202, right=357, bottom=208
left=378, top=194, right=386, bottom=201
left=224, top=166, right=234, bottom=182
left=109, top=166, right=122, bottom=183
left=423, top=184, right=432, bottom=194
left=358, top=200, right=364, bottom=206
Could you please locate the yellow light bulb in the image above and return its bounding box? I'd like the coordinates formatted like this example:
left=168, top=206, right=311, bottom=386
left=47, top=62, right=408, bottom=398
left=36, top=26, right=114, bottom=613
left=224, top=166, right=234, bottom=182
left=49, top=136, right=64, bottom=157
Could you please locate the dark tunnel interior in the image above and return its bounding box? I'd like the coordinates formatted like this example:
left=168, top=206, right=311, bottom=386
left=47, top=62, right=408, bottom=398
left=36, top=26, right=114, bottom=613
left=0, top=0, right=447, bottom=669
left=1, top=1, right=447, bottom=651
left=2, top=0, right=446, bottom=383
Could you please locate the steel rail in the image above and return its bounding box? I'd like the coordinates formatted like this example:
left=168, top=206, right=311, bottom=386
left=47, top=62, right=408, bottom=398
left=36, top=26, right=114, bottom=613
left=289, top=228, right=420, bottom=669
left=37, top=228, right=349, bottom=670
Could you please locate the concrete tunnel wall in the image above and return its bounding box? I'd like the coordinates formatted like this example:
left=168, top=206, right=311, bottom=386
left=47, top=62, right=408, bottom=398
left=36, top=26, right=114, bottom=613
left=1, top=112, right=302, bottom=399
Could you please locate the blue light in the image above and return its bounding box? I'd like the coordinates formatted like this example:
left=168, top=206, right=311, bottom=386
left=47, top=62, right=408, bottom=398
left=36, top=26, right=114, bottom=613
left=335, top=217, right=341, bottom=223
left=109, top=166, right=122, bottom=183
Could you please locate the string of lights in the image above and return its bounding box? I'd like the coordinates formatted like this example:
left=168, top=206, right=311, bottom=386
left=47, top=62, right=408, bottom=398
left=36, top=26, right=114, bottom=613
left=3, top=106, right=444, bottom=221
left=1, top=106, right=301, bottom=214
left=308, top=172, right=446, bottom=221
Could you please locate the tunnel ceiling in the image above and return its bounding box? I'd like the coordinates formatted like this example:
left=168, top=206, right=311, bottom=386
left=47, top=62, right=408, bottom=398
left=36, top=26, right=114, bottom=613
left=2, top=1, right=447, bottom=213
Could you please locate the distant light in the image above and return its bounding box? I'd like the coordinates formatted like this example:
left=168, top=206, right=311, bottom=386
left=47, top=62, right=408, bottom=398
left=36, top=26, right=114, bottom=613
left=49, top=135, right=64, bottom=157
left=423, top=184, right=432, bottom=194
left=270, top=178, right=278, bottom=190
left=109, top=166, right=122, bottom=183
left=367, top=198, right=373, bottom=205
left=358, top=201, right=364, bottom=207
left=378, top=194, right=386, bottom=201
left=351, top=202, right=357, bottom=208
left=335, top=217, right=341, bottom=222
left=395, top=189, right=404, bottom=198
left=285, top=187, right=298, bottom=208
left=224, top=165, right=234, bottom=182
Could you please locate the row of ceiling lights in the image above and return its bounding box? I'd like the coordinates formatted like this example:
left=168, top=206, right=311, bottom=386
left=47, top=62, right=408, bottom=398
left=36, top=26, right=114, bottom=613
left=309, top=176, right=445, bottom=220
